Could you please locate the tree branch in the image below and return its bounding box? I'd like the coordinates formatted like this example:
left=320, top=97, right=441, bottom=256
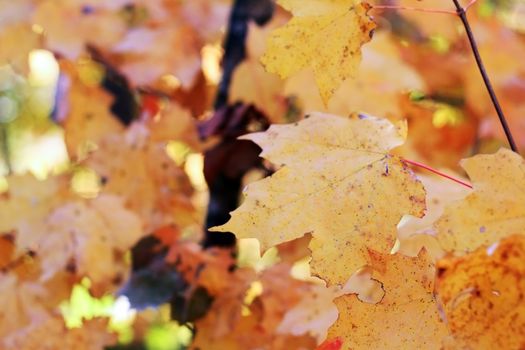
left=452, top=0, right=519, bottom=153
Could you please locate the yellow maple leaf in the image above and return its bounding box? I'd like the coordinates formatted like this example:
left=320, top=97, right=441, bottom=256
left=260, top=0, right=376, bottom=104
left=213, top=113, right=426, bottom=285
left=328, top=250, right=448, bottom=350
left=436, top=148, right=525, bottom=254
left=436, top=234, right=525, bottom=349
left=0, top=173, right=144, bottom=291
left=284, top=31, right=424, bottom=120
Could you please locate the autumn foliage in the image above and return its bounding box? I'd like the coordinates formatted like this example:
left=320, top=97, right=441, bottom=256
left=1, top=0, right=525, bottom=349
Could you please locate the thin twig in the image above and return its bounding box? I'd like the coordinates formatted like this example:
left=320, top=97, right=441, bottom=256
left=452, top=0, right=519, bottom=152
left=372, top=5, right=457, bottom=15
left=403, top=158, right=473, bottom=189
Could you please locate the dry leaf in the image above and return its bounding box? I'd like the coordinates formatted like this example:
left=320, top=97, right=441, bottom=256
left=261, top=0, right=376, bottom=103
left=213, top=113, right=425, bottom=285
left=436, top=148, right=525, bottom=254
left=36, top=194, right=143, bottom=285
left=328, top=250, right=448, bottom=350
left=285, top=32, right=424, bottom=120
left=436, top=234, right=525, bottom=349
left=83, top=124, right=196, bottom=232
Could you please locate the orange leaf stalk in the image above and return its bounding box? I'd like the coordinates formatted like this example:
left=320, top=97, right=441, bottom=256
left=402, top=158, right=473, bottom=189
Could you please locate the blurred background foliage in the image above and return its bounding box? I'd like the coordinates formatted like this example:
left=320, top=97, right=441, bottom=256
left=1, top=0, right=525, bottom=348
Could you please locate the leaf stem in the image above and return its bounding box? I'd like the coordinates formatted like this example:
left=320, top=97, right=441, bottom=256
left=372, top=5, right=457, bottom=15
left=452, top=0, right=519, bottom=153
left=402, top=158, right=473, bottom=189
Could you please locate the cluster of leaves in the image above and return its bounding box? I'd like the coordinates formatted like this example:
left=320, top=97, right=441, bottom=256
left=1, top=0, right=525, bottom=349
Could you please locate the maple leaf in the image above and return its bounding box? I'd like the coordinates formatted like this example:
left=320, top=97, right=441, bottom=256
left=328, top=250, right=448, bottom=350
left=83, top=124, right=197, bottom=232
left=284, top=32, right=424, bottom=121
left=2, top=315, right=116, bottom=350
left=436, top=148, right=525, bottom=254
left=213, top=113, right=426, bottom=285
left=0, top=173, right=144, bottom=290
left=436, top=234, right=525, bottom=349
left=36, top=194, right=143, bottom=286
left=261, top=0, right=376, bottom=103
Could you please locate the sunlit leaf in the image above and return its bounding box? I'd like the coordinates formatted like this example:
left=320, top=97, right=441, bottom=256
left=214, top=113, right=425, bottom=285
left=261, top=0, right=376, bottom=103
